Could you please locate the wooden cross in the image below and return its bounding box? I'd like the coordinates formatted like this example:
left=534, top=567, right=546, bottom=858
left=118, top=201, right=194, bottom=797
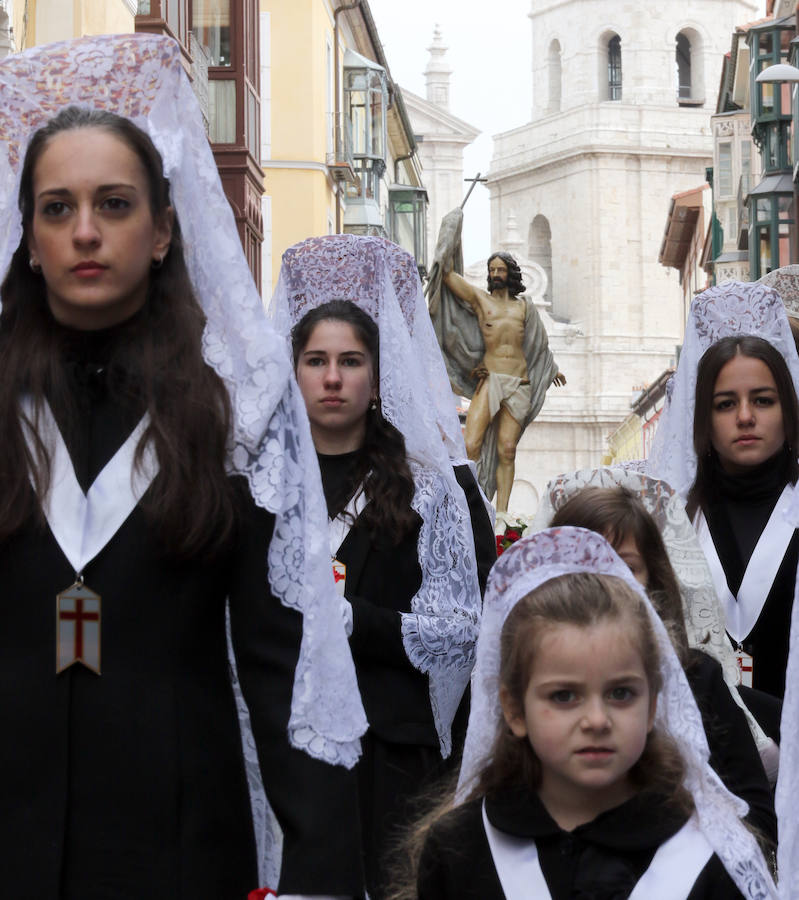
left=460, top=172, right=488, bottom=210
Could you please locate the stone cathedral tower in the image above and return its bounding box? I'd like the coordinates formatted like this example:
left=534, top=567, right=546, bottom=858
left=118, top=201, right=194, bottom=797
left=487, top=0, right=760, bottom=511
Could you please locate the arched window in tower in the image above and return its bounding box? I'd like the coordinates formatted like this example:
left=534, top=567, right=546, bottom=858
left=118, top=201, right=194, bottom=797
left=529, top=214, right=554, bottom=310
left=548, top=40, right=562, bottom=113
left=676, top=33, right=691, bottom=100
left=675, top=29, right=704, bottom=105
left=607, top=34, right=622, bottom=101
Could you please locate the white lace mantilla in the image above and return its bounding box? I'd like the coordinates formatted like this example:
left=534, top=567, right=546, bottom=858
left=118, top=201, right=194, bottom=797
left=271, top=234, right=467, bottom=464
left=647, top=282, right=799, bottom=499
left=457, top=528, right=776, bottom=900
left=757, top=265, right=799, bottom=320
left=0, top=36, right=366, bottom=768
left=533, top=466, right=767, bottom=750
left=402, top=463, right=481, bottom=755
left=271, top=234, right=484, bottom=755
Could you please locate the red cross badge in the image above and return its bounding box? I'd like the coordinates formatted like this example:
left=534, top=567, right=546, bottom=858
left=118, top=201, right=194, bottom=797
left=56, top=581, right=101, bottom=675
left=332, top=559, right=347, bottom=596
left=735, top=649, right=753, bottom=689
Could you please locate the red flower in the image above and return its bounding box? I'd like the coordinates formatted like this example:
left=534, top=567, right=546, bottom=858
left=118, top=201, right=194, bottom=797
left=248, top=890, right=277, bottom=899
left=505, top=529, right=520, bottom=542
left=496, top=535, right=506, bottom=555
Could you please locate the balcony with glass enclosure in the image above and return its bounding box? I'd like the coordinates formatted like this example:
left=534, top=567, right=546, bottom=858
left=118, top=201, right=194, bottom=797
left=342, top=49, right=388, bottom=233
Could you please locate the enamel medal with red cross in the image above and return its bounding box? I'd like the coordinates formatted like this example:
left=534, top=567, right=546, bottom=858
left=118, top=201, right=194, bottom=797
left=332, top=559, right=347, bottom=595
left=56, top=578, right=101, bottom=674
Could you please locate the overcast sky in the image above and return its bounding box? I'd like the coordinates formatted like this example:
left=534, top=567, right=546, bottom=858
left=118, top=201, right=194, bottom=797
left=367, top=0, right=534, bottom=263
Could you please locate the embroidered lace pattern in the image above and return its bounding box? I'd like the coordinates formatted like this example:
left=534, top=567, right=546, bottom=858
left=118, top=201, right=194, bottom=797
left=757, top=265, right=799, bottom=320
left=457, top=527, right=776, bottom=899
left=532, top=467, right=768, bottom=750
left=0, top=35, right=368, bottom=882
left=271, top=234, right=483, bottom=755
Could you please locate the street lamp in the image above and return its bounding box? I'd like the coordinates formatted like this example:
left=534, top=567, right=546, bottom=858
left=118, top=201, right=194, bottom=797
left=388, top=185, right=429, bottom=277
left=756, top=63, right=799, bottom=83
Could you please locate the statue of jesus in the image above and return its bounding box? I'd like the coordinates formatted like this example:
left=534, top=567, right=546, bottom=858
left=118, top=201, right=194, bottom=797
left=427, top=209, right=565, bottom=513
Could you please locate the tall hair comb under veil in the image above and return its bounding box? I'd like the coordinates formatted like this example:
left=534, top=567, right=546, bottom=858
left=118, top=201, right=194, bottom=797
left=532, top=466, right=768, bottom=750
left=457, top=527, right=776, bottom=898
left=270, top=233, right=482, bottom=756
left=0, top=35, right=367, bottom=760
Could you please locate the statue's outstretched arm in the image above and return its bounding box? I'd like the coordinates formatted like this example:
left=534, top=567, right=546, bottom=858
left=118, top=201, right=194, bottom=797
left=443, top=269, right=480, bottom=314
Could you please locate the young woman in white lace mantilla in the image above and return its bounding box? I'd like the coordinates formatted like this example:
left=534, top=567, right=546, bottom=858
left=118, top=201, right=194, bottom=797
left=0, top=34, right=367, bottom=899
left=271, top=234, right=488, bottom=898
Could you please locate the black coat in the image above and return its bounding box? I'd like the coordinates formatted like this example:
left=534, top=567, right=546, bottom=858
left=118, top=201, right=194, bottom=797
left=418, top=788, right=743, bottom=899
left=0, top=343, right=363, bottom=899
left=324, top=458, right=494, bottom=899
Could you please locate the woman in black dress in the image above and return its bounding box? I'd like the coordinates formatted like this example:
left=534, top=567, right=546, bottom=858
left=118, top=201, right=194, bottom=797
left=276, top=234, right=489, bottom=898
left=0, top=34, right=366, bottom=899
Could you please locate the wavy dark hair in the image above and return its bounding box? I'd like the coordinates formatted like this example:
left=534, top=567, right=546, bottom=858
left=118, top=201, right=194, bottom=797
left=291, top=299, right=418, bottom=543
left=687, top=335, right=799, bottom=518
left=487, top=251, right=525, bottom=297
left=0, top=106, right=235, bottom=557
left=387, top=573, right=691, bottom=900
left=549, top=486, right=691, bottom=664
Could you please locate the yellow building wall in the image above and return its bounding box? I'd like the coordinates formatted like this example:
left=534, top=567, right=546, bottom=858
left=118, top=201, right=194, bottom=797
left=78, top=0, right=135, bottom=37
left=262, top=0, right=338, bottom=288
left=605, top=414, right=644, bottom=465
left=16, top=0, right=133, bottom=49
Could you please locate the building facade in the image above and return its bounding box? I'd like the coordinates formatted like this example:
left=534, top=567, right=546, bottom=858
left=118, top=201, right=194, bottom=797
left=260, top=0, right=426, bottom=297
left=484, top=0, right=759, bottom=513
left=4, top=0, right=135, bottom=50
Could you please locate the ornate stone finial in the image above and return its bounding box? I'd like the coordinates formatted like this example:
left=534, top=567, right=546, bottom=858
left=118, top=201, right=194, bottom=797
left=424, top=24, right=452, bottom=110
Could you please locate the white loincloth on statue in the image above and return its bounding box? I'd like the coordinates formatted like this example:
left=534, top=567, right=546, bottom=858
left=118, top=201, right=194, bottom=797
left=483, top=372, right=531, bottom=427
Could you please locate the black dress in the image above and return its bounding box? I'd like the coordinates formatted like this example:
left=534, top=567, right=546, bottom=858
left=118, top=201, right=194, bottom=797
left=318, top=451, right=493, bottom=899
left=418, top=787, right=743, bottom=899
left=0, top=323, right=363, bottom=899
left=703, top=448, right=798, bottom=702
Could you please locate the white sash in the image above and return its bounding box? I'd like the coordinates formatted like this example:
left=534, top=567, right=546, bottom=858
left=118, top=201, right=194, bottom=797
left=328, top=486, right=367, bottom=558
left=695, top=484, right=795, bottom=643
left=21, top=398, right=157, bottom=575
left=482, top=801, right=713, bottom=900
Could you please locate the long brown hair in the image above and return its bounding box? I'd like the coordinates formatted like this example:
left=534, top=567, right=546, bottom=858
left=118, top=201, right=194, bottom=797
left=291, top=299, right=418, bottom=543
left=0, top=106, right=235, bottom=557
left=687, top=335, right=799, bottom=518
left=549, top=486, right=691, bottom=664
left=389, top=573, right=691, bottom=899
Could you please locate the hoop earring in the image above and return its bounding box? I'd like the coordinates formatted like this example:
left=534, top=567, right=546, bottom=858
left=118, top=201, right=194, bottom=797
left=151, top=254, right=164, bottom=270
left=29, top=257, right=41, bottom=274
